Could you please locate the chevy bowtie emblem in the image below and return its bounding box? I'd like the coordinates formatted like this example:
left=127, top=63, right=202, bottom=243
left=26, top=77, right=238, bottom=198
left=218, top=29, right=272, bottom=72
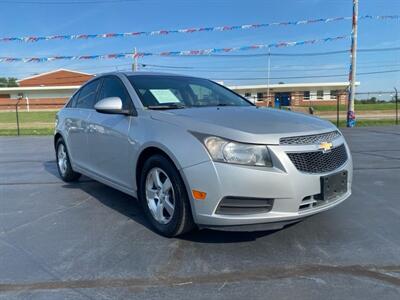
left=319, top=142, right=333, bottom=153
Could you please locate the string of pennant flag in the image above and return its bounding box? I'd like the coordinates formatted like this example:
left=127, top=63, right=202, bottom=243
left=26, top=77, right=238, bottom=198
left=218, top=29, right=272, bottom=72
left=0, top=15, right=398, bottom=43
left=0, top=35, right=350, bottom=63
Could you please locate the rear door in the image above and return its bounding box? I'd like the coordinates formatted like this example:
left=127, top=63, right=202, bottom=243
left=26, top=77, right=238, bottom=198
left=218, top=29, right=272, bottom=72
left=66, top=79, right=101, bottom=170
left=87, top=75, right=134, bottom=188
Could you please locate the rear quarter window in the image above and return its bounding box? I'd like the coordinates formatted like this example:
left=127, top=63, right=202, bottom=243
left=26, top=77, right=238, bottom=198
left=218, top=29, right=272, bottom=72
left=75, top=79, right=101, bottom=109
left=66, top=91, right=80, bottom=108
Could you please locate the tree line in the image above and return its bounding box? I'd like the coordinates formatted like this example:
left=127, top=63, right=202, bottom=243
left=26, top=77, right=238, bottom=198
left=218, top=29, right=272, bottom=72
left=0, top=77, right=18, bottom=87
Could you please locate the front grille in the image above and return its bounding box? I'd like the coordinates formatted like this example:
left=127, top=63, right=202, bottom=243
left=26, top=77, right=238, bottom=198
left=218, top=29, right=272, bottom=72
left=216, top=197, right=274, bottom=215
left=280, top=130, right=341, bottom=145
left=287, top=144, right=348, bottom=173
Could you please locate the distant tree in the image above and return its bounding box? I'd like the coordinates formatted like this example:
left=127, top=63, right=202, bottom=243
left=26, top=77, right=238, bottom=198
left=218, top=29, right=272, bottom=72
left=0, top=78, right=7, bottom=87
left=7, top=77, right=18, bottom=87
left=0, top=77, right=19, bottom=87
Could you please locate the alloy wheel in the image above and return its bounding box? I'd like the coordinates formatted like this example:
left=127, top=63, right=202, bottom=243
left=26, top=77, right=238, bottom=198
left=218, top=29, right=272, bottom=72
left=57, top=143, right=68, bottom=176
left=145, top=167, right=175, bottom=224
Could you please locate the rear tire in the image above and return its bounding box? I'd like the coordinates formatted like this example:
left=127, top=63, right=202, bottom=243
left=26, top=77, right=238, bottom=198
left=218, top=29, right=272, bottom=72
left=139, top=154, right=195, bottom=237
left=56, top=138, right=81, bottom=182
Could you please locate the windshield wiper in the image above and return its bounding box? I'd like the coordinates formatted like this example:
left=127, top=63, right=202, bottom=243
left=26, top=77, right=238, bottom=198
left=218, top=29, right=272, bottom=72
left=147, top=103, right=186, bottom=110
left=191, top=103, right=233, bottom=107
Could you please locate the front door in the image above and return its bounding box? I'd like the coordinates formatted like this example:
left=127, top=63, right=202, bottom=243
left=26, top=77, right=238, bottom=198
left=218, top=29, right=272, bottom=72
left=67, top=79, right=101, bottom=170
left=87, top=76, right=134, bottom=189
left=275, top=92, right=291, bottom=107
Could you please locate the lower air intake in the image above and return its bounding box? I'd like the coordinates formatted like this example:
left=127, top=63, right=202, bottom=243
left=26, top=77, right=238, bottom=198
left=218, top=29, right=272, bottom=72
left=216, top=197, right=274, bottom=215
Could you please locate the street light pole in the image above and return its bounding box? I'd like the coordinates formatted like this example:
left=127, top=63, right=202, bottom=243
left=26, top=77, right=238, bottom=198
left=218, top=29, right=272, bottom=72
left=267, top=47, right=271, bottom=106
left=395, top=87, right=398, bottom=125
left=347, top=0, right=358, bottom=127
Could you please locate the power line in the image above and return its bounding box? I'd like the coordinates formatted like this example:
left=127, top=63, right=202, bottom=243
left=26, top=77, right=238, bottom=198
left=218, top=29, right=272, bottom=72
left=11, top=67, right=400, bottom=81
left=139, top=63, right=193, bottom=69
left=141, top=62, right=400, bottom=73
left=212, top=69, right=400, bottom=81
left=158, top=46, right=400, bottom=58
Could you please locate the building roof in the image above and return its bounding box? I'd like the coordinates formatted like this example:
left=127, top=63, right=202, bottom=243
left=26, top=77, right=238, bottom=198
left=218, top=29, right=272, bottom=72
left=18, top=69, right=93, bottom=87
left=0, top=86, right=81, bottom=92
left=17, top=68, right=91, bottom=82
left=228, top=82, right=360, bottom=90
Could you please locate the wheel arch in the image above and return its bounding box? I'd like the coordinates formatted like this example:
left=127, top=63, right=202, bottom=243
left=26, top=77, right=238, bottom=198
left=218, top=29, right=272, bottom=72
left=135, top=145, right=198, bottom=221
left=54, top=131, right=64, bottom=150
left=135, top=146, right=182, bottom=188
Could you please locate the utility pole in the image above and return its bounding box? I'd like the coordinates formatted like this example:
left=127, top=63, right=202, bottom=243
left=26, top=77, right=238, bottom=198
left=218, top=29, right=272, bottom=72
left=336, top=92, right=340, bottom=127
left=267, top=47, right=271, bottom=106
left=395, top=87, right=398, bottom=125
left=132, top=47, right=139, bottom=72
left=347, top=0, right=358, bottom=127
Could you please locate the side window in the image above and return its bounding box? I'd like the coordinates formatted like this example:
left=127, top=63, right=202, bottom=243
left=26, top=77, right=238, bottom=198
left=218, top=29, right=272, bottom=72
left=66, top=91, right=80, bottom=108
left=98, top=77, right=132, bottom=110
left=75, top=80, right=101, bottom=109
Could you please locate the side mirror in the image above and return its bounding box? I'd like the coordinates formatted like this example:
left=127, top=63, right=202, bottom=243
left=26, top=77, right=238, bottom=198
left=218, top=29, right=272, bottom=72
left=94, top=97, right=131, bottom=115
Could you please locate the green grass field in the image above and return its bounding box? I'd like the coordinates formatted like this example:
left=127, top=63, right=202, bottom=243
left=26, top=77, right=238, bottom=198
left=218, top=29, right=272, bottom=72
left=0, top=111, right=57, bottom=123
left=301, top=103, right=397, bottom=112
left=0, top=111, right=56, bottom=135
left=0, top=109, right=398, bottom=136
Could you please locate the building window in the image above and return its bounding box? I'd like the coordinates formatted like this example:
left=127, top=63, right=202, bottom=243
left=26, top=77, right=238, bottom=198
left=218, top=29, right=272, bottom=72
left=303, top=91, right=310, bottom=100
left=317, top=90, right=324, bottom=100
left=257, top=92, right=264, bottom=100
left=330, top=90, right=338, bottom=100
left=244, top=92, right=251, bottom=98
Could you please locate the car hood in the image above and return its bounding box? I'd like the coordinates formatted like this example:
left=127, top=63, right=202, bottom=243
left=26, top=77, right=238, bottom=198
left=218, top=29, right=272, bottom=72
left=150, top=106, right=337, bottom=144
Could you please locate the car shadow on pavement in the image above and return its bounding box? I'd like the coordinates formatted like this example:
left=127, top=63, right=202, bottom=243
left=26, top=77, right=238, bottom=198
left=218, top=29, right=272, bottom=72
left=63, top=180, right=153, bottom=232
left=180, top=228, right=280, bottom=243
left=45, top=161, right=286, bottom=243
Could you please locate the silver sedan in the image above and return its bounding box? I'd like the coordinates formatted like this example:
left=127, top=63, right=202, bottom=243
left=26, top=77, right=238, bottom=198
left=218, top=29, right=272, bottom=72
left=55, top=72, right=353, bottom=237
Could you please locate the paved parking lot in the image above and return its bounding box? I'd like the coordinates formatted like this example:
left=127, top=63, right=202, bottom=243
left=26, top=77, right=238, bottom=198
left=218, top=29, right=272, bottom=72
left=0, top=126, right=399, bottom=299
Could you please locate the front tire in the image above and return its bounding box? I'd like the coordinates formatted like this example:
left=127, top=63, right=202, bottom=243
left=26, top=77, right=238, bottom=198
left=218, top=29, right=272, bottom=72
left=56, top=138, right=81, bottom=182
left=139, top=155, right=195, bottom=237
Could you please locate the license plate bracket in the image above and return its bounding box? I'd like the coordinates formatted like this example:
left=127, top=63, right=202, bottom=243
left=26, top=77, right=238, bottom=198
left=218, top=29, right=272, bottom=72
left=320, top=171, right=348, bottom=201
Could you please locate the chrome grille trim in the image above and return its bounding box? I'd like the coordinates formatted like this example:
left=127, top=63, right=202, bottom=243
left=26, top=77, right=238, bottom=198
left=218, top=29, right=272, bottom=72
left=287, top=144, right=348, bottom=174
left=280, top=130, right=341, bottom=145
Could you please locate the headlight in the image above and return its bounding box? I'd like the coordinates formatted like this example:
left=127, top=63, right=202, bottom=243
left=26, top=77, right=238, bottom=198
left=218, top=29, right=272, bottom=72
left=202, top=136, right=272, bottom=167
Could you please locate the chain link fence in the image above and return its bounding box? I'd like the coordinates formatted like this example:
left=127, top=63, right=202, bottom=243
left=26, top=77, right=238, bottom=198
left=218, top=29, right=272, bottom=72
left=249, top=89, right=399, bottom=128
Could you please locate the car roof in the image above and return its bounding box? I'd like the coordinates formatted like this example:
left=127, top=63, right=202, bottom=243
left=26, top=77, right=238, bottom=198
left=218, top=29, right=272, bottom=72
left=96, top=71, right=201, bottom=79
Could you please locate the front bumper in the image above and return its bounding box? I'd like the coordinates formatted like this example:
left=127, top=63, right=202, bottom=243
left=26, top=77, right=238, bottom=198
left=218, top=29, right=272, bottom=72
left=182, top=138, right=353, bottom=228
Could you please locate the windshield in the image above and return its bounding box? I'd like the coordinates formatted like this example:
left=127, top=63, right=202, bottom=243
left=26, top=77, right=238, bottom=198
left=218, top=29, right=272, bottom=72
left=128, top=75, right=252, bottom=109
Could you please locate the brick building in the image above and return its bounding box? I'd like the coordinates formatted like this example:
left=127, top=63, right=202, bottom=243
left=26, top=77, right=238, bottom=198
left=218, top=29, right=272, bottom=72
left=0, top=69, right=93, bottom=110
left=230, top=82, right=359, bottom=108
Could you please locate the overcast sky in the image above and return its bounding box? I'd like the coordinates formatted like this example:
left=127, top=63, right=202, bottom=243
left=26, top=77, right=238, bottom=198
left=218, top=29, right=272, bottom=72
left=0, top=0, right=399, bottom=93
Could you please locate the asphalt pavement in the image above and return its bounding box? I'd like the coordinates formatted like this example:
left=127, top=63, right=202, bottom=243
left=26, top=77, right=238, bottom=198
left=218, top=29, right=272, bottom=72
left=0, top=126, right=399, bottom=299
